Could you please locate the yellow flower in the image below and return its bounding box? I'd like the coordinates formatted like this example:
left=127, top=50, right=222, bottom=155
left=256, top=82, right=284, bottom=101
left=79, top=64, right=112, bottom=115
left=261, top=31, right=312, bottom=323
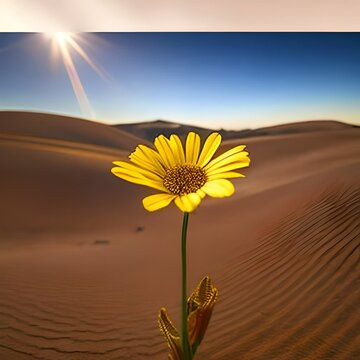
left=111, top=132, right=250, bottom=213
left=158, top=276, right=218, bottom=359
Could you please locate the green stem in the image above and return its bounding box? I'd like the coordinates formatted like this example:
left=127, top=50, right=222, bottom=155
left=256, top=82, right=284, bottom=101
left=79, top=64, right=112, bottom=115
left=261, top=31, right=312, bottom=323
left=181, top=212, right=192, bottom=359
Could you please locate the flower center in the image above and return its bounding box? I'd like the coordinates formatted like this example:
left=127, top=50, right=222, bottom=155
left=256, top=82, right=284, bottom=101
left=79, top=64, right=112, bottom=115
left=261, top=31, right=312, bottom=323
left=163, top=164, right=207, bottom=195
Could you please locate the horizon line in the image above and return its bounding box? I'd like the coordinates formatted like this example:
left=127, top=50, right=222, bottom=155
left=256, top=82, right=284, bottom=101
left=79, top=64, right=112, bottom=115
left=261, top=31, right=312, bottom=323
left=0, top=108, right=358, bottom=131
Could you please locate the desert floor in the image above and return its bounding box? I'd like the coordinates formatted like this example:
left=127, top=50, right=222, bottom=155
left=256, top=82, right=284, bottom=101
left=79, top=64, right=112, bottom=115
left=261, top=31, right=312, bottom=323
left=0, top=112, right=359, bottom=359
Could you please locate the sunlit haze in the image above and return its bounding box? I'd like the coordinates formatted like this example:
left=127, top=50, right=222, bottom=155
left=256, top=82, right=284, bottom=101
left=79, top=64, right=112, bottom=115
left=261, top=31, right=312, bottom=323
left=0, top=32, right=359, bottom=129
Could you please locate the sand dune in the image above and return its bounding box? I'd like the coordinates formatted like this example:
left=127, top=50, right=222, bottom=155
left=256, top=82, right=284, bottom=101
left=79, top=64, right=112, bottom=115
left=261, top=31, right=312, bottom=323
left=114, top=118, right=355, bottom=142
left=0, top=111, right=146, bottom=149
left=0, top=112, right=359, bottom=359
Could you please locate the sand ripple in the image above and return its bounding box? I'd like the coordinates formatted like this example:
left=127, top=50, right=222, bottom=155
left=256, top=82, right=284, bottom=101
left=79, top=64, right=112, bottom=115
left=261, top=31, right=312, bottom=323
left=0, top=188, right=358, bottom=359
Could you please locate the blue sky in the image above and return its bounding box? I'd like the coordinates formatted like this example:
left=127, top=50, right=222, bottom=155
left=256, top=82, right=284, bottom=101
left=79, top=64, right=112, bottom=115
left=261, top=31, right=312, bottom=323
left=0, top=32, right=359, bottom=129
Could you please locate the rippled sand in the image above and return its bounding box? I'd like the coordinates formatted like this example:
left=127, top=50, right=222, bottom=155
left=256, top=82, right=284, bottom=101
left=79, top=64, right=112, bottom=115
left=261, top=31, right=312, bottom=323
left=0, top=112, right=359, bottom=359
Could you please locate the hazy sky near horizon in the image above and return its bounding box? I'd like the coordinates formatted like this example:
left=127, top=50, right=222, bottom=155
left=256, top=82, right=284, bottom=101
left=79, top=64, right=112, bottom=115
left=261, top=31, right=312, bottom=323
left=0, top=32, right=359, bottom=129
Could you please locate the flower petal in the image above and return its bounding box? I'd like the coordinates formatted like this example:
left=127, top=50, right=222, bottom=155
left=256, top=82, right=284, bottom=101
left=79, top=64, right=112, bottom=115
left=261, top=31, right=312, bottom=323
left=206, top=157, right=250, bottom=176
left=204, top=145, right=247, bottom=171
left=185, top=132, right=201, bottom=164
left=129, top=145, right=166, bottom=175
left=128, top=153, right=159, bottom=174
left=111, top=167, right=167, bottom=192
left=169, top=134, right=185, bottom=164
left=154, top=135, right=177, bottom=169
left=196, top=188, right=206, bottom=199
left=174, top=193, right=202, bottom=213
left=197, top=132, right=222, bottom=167
left=142, top=193, right=176, bottom=212
left=207, top=171, right=245, bottom=180
left=112, top=161, right=163, bottom=181
left=201, top=179, right=235, bottom=198
left=133, top=144, right=162, bottom=163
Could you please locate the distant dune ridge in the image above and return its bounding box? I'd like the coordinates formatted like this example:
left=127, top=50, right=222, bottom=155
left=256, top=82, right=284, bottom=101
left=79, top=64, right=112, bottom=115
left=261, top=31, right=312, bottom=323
left=0, top=111, right=359, bottom=359
left=114, top=118, right=356, bottom=143
left=0, top=111, right=146, bottom=149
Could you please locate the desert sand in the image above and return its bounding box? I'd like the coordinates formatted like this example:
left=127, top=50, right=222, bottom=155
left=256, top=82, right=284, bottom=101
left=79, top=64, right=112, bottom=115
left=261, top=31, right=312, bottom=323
left=0, top=111, right=359, bottom=359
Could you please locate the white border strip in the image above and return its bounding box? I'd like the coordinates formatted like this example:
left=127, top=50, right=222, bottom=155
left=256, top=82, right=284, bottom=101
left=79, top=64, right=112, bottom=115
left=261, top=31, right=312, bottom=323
left=0, top=0, right=359, bottom=32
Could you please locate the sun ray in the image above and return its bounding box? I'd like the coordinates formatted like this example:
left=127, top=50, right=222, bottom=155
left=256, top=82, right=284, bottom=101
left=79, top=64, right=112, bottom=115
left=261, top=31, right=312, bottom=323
left=45, top=32, right=104, bottom=119
left=55, top=33, right=95, bottom=119
left=66, top=35, right=110, bottom=82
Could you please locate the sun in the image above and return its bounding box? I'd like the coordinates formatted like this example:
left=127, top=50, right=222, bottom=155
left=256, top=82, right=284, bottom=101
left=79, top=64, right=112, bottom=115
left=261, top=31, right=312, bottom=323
left=53, top=32, right=69, bottom=42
